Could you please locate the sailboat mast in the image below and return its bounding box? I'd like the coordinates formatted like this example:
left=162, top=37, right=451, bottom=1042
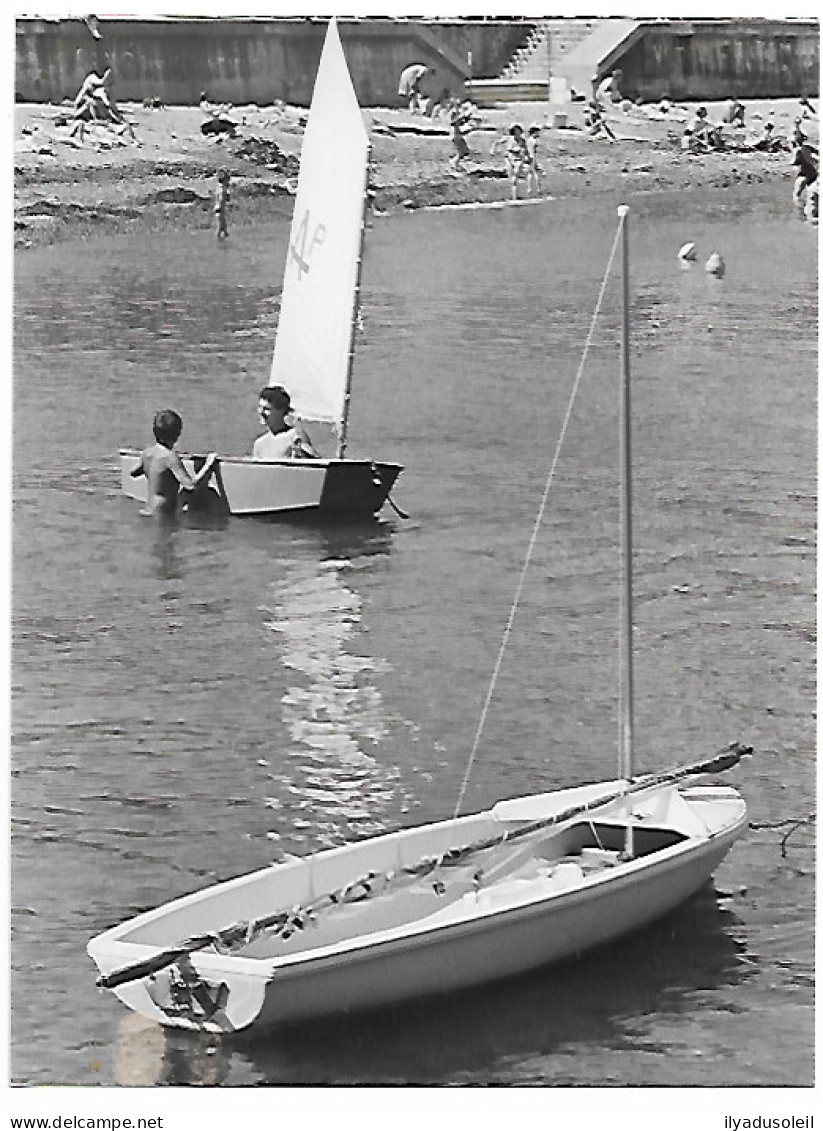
left=618, top=204, right=635, bottom=785
left=337, top=144, right=371, bottom=459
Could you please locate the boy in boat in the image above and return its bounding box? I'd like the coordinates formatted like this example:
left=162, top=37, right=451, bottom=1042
left=132, top=410, right=217, bottom=516
left=253, top=386, right=319, bottom=460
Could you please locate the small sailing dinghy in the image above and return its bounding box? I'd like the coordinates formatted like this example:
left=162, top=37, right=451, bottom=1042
left=90, top=207, right=748, bottom=1035
left=120, top=19, right=402, bottom=519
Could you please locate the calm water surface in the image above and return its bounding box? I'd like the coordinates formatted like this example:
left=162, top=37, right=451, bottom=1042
left=12, top=186, right=816, bottom=1086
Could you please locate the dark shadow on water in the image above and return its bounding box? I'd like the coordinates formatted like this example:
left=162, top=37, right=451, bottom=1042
left=125, top=886, right=750, bottom=1086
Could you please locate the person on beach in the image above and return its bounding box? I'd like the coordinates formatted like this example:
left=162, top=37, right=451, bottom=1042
left=73, top=70, right=101, bottom=110
left=398, top=64, right=432, bottom=114
left=491, top=124, right=531, bottom=199
left=70, top=67, right=136, bottom=142
left=585, top=99, right=616, bottom=141
left=253, top=386, right=319, bottom=460
left=448, top=102, right=474, bottom=172
left=805, top=180, right=819, bottom=222
left=593, top=70, right=621, bottom=104
left=214, top=170, right=230, bottom=238
left=724, top=98, right=746, bottom=127
left=525, top=125, right=542, bottom=194
left=132, top=410, right=217, bottom=517
left=798, top=96, right=816, bottom=118
left=687, top=106, right=723, bottom=151
left=754, top=121, right=785, bottom=152
left=790, top=118, right=809, bottom=146
left=70, top=69, right=109, bottom=139
left=791, top=142, right=819, bottom=204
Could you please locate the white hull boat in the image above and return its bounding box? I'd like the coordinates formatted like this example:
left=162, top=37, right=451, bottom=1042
left=90, top=204, right=749, bottom=1033
left=89, top=756, right=747, bottom=1034
left=122, top=19, right=402, bottom=520
left=119, top=450, right=401, bottom=519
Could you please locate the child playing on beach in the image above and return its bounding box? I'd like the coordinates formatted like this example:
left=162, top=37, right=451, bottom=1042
left=791, top=141, right=819, bottom=206
left=525, top=125, right=541, bottom=195
left=214, top=170, right=230, bottom=238
left=492, top=124, right=531, bottom=199
left=132, top=410, right=217, bottom=516
left=585, top=99, right=617, bottom=141
left=448, top=102, right=475, bottom=172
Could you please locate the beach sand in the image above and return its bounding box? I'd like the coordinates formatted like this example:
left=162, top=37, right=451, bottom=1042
left=13, top=97, right=814, bottom=248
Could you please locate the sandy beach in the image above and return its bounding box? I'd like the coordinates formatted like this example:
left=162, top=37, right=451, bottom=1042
left=14, top=95, right=815, bottom=248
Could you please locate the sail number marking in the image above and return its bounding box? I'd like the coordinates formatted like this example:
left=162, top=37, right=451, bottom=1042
left=290, top=209, right=327, bottom=279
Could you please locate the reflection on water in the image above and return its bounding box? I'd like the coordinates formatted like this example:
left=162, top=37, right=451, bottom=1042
left=261, top=543, right=414, bottom=850
left=114, top=1014, right=228, bottom=1087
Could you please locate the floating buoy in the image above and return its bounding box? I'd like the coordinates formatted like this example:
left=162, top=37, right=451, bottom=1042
left=678, top=241, right=697, bottom=261
left=705, top=251, right=725, bottom=277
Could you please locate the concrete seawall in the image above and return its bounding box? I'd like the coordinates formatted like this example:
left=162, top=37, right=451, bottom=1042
left=15, top=16, right=819, bottom=108
left=14, top=17, right=527, bottom=107
left=619, top=19, right=819, bottom=101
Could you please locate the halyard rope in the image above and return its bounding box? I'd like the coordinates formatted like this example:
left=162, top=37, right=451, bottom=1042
left=452, top=216, right=626, bottom=821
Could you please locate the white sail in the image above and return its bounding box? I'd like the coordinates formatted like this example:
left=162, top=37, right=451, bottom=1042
left=269, top=18, right=369, bottom=431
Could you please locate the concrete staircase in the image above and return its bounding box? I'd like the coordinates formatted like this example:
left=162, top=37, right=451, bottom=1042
left=557, top=18, right=644, bottom=99
left=501, top=19, right=599, bottom=82
left=467, top=18, right=600, bottom=104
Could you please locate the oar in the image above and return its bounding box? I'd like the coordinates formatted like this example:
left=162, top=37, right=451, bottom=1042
left=96, top=741, right=750, bottom=992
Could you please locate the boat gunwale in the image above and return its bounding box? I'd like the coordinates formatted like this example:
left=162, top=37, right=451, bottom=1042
left=118, top=448, right=403, bottom=472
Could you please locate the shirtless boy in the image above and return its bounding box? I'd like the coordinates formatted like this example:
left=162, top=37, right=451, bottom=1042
left=133, top=409, right=217, bottom=515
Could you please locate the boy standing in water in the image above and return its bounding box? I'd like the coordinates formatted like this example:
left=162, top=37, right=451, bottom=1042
left=214, top=170, right=230, bottom=238
left=133, top=410, right=217, bottom=516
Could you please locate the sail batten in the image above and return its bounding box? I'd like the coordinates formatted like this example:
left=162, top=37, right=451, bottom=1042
left=270, top=19, right=369, bottom=429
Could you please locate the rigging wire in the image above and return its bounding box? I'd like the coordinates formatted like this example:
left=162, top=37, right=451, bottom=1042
left=452, top=215, right=626, bottom=822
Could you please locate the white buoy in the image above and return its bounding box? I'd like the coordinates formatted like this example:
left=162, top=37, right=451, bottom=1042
left=678, top=241, right=697, bottom=261
left=705, top=251, right=725, bottom=277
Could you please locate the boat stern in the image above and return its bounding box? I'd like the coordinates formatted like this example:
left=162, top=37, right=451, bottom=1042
left=87, top=933, right=270, bottom=1035
left=319, top=460, right=402, bottom=517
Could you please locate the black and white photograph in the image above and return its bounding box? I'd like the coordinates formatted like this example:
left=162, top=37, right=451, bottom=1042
left=8, top=4, right=817, bottom=1122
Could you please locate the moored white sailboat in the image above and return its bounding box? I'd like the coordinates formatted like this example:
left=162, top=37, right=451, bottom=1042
left=120, top=19, right=402, bottom=519
left=90, top=207, right=749, bottom=1035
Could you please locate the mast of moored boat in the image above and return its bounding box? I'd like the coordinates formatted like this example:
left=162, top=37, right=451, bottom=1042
left=337, top=143, right=371, bottom=459
left=618, top=204, right=635, bottom=858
